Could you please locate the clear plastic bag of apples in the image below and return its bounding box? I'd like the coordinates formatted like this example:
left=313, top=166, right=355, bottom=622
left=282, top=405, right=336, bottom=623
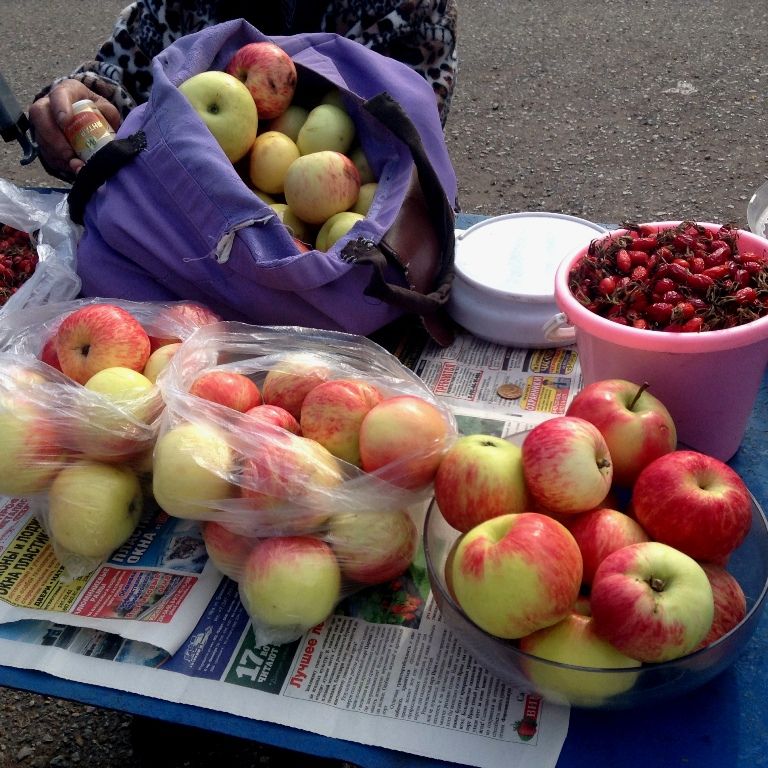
left=0, top=297, right=222, bottom=579
left=151, top=322, right=457, bottom=647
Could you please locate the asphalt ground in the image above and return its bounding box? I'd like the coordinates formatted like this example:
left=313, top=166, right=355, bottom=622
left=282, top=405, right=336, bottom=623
left=0, top=1, right=767, bottom=766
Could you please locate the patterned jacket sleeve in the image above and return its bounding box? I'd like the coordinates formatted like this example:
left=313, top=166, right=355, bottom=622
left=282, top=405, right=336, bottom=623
left=34, top=0, right=458, bottom=125
left=33, top=1, right=192, bottom=118
left=323, top=0, right=458, bottom=125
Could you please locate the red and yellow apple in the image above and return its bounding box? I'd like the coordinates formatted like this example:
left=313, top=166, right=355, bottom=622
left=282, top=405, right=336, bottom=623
left=566, top=379, right=677, bottom=487
left=299, top=378, right=383, bottom=466
left=189, top=370, right=262, bottom=413
left=55, top=303, right=151, bottom=385
left=434, top=434, right=529, bottom=533
left=519, top=612, right=642, bottom=704
left=239, top=535, right=341, bottom=632
left=632, top=450, right=752, bottom=563
left=327, top=508, right=418, bottom=585
left=202, top=521, right=258, bottom=582
left=566, top=506, right=650, bottom=586
left=521, top=416, right=613, bottom=514
left=225, top=41, right=297, bottom=120
left=261, top=353, right=332, bottom=419
left=450, top=512, right=583, bottom=639
left=358, top=394, right=453, bottom=490
left=283, top=151, right=361, bottom=225
left=590, top=541, right=714, bottom=663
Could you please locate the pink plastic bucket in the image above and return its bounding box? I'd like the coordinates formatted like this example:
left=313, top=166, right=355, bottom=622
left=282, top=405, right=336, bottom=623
left=549, top=222, right=768, bottom=461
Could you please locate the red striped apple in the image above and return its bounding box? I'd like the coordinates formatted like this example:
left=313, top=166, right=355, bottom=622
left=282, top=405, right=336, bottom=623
left=261, top=352, right=332, bottom=420
left=299, top=378, right=383, bottom=466
left=148, top=302, right=221, bottom=350
left=449, top=512, right=583, bottom=639
left=566, top=379, right=677, bottom=487
left=327, top=508, right=417, bottom=585
left=225, top=42, right=297, bottom=120
left=55, top=304, right=151, bottom=385
left=244, top=404, right=301, bottom=435
left=590, top=541, right=714, bottom=662
left=189, top=370, right=262, bottom=412
left=239, top=536, right=341, bottom=633
left=632, top=450, right=752, bottom=563
left=521, top=416, right=613, bottom=514
left=566, top=506, right=650, bottom=586
left=239, top=432, right=343, bottom=534
left=434, top=434, right=529, bottom=533
left=0, top=402, right=66, bottom=496
left=202, top=521, right=258, bottom=582
left=358, top=395, right=453, bottom=490
left=696, top=563, right=747, bottom=649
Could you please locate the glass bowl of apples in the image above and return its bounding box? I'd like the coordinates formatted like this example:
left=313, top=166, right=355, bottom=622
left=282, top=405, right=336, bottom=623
left=423, top=429, right=768, bottom=709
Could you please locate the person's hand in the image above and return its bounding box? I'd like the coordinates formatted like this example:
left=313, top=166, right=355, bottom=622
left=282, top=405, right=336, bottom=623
left=29, top=79, right=122, bottom=179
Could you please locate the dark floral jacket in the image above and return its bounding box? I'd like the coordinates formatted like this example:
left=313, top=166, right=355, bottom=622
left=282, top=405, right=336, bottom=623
left=38, top=0, right=457, bottom=126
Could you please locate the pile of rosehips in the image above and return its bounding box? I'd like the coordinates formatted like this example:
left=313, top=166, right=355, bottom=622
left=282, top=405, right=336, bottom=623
left=568, top=221, right=768, bottom=332
left=0, top=223, right=38, bottom=307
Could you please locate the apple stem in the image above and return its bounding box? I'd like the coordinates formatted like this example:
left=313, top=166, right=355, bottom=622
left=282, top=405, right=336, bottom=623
left=650, top=576, right=665, bottom=592
left=628, top=382, right=651, bottom=411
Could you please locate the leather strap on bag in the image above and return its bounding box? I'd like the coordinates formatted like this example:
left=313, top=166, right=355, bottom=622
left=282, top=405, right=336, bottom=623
left=67, top=132, right=147, bottom=225
left=340, top=93, right=457, bottom=345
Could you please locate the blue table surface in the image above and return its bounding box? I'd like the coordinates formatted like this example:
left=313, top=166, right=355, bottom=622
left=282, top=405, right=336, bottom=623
left=2, top=210, right=768, bottom=767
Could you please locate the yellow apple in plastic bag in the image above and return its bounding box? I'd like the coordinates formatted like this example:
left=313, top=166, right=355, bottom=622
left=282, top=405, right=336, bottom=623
left=153, top=422, right=234, bottom=519
left=48, top=460, right=143, bottom=560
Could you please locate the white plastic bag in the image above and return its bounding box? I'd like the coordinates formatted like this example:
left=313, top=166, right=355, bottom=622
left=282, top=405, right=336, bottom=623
left=0, top=179, right=81, bottom=324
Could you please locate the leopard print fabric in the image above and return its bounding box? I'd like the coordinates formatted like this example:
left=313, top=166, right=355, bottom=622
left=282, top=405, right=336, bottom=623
left=37, top=0, right=457, bottom=125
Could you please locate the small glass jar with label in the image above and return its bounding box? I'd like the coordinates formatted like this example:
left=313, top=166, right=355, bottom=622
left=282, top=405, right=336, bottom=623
left=64, top=99, right=116, bottom=162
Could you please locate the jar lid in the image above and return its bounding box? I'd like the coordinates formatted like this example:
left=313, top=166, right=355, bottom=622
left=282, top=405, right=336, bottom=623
left=455, top=212, right=607, bottom=300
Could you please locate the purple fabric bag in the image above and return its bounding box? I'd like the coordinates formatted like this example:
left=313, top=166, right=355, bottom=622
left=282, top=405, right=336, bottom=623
left=69, top=19, right=458, bottom=343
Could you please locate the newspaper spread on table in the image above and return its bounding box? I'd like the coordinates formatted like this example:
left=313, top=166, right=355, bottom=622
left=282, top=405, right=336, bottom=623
left=0, top=329, right=582, bottom=768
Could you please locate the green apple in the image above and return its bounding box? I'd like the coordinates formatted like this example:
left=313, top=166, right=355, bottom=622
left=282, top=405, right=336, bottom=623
left=269, top=203, right=315, bottom=244
left=315, top=211, right=364, bottom=252
left=266, top=104, right=309, bottom=142
left=152, top=422, right=234, bottom=519
left=178, top=70, right=258, bottom=163
left=143, top=343, right=181, bottom=384
left=349, top=145, right=376, bottom=185
left=297, top=104, right=356, bottom=155
left=519, top=612, right=642, bottom=705
left=48, top=460, right=143, bottom=559
left=78, top=366, right=160, bottom=462
left=352, top=182, right=377, bottom=215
